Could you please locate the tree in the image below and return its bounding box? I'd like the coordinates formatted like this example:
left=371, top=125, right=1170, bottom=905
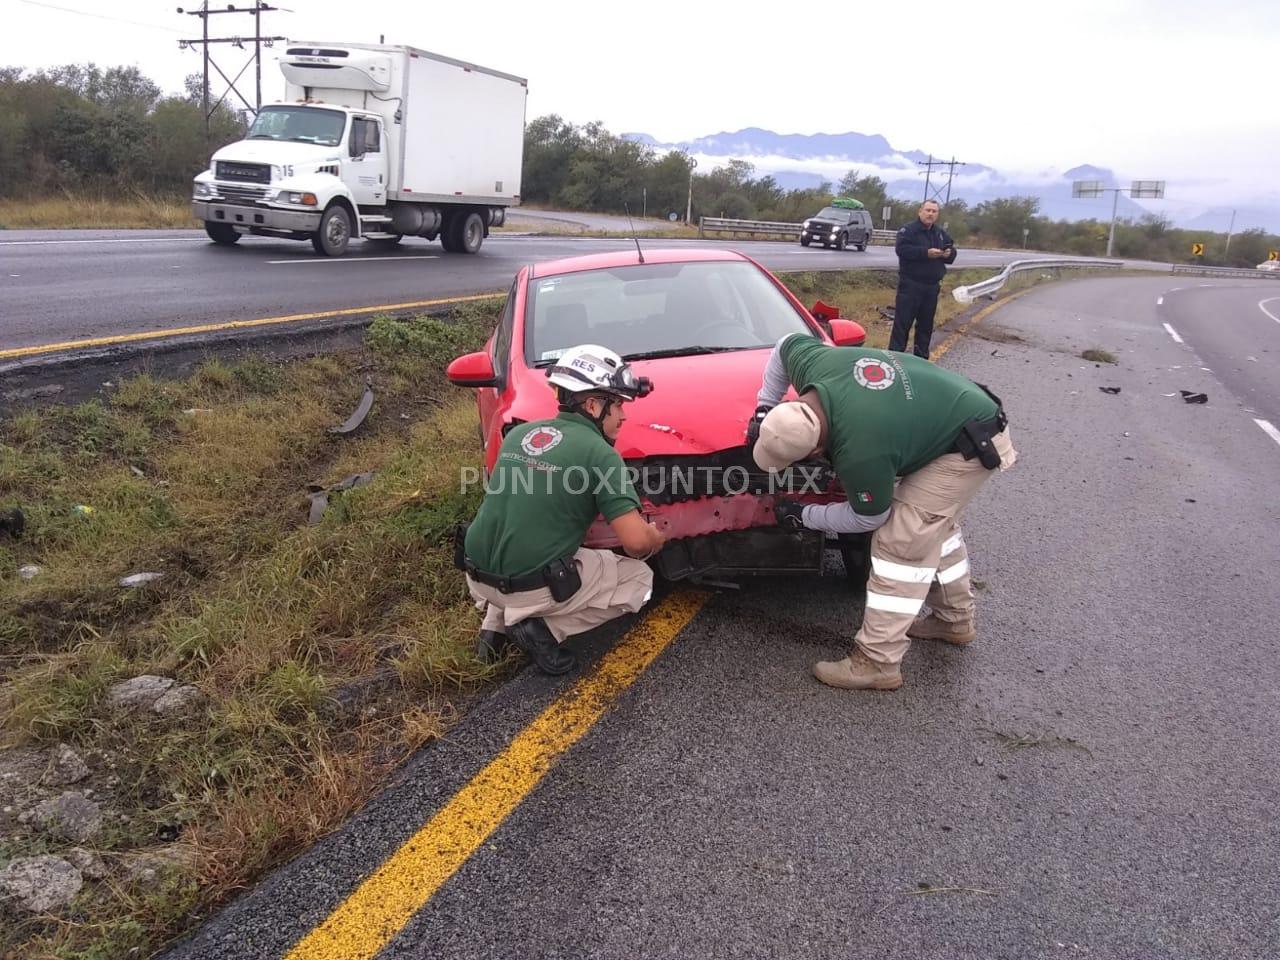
left=970, top=196, right=1040, bottom=246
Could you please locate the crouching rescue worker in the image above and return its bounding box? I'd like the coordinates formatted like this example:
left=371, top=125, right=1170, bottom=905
left=747, top=333, right=1017, bottom=691
left=460, top=344, right=667, bottom=675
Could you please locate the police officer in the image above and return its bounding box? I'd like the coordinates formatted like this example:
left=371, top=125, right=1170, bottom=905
left=891, top=200, right=957, bottom=359
left=747, top=333, right=1017, bottom=691
left=462, top=344, right=667, bottom=675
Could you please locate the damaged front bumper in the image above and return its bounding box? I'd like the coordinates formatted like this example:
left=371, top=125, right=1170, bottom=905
left=583, top=451, right=845, bottom=580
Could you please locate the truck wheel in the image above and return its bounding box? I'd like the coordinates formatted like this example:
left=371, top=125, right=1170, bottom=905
left=800, top=236, right=811, bottom=247
left=835, top=232, right=847, bottom=251
left=455, top=212, right=484, bottom=254
left=439, top=213, right=460, bottom=252
left=312, top=205, right=351, bottom=257
left=204, top=222, right=240, bottom=246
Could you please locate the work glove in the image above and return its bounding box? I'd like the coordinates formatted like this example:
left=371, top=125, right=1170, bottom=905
left=745, top=404, right=772, bottom=446
left=774, top=499, right=807, bottom=531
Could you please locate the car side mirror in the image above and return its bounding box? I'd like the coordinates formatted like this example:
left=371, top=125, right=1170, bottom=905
left=447, top=351, right=499, bottom=387
left=828, top=318, right=866, bottom=347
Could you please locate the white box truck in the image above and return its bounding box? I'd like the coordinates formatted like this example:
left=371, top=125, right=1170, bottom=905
left=191, top=43, right=526, bottom=256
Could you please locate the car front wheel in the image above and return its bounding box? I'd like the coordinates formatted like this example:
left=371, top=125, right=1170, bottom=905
left=800, top=236, right=811, bottom=247
left=835, top=232, right=847, bottom=251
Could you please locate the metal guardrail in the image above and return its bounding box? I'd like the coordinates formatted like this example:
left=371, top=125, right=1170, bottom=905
left=951, top=258, right=1122, bottom=304
left=1170, top=264, right=1280, bottom=279
left=698, top=217, right=895, bottom=245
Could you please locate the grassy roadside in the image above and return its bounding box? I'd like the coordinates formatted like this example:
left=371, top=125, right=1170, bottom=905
left=0, top=194, right=199, bottom=231
left=0, top=266, right=1121, bottom=957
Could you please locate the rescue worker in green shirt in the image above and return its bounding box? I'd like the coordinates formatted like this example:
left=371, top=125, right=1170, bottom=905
left=462, top=344, right=667, bottom=675
left=747, top=333, right=1018, bottom=691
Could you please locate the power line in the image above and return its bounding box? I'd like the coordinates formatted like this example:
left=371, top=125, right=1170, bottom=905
left=178, top=2, right=287, bottom=140
left=16, top=0, right=185, bottom=33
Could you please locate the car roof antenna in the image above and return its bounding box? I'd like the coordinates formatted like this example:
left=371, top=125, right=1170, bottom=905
left=624, top=202, right=645, bottom=264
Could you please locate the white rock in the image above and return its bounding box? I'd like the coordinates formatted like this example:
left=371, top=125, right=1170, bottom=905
left=32, top=791, right=103, bottom=842
left=119, top=572, right=164, bottom=587
left=0, top=855, right=83, bottom=912
left=152, top=685, right=205, bottom=717
left=107, top=675, right=175, bottom=712
left=18, top=564, right=41, bottom=580
left=43, top=743, right=90, bottom=786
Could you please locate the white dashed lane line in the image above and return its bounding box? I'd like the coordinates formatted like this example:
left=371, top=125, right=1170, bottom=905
left=1163, top=322, right=1184, bottom=343
left=266, top=256, right=440, bottom=265
left=1255, top=419, right=1280, bottom=448
left=1156, top=296, right=1163, bottom=305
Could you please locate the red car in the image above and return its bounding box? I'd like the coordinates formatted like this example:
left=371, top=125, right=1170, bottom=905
left=446, top=247, right=866, bottom=581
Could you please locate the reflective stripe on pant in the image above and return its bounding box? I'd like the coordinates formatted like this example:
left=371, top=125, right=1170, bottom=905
left=855, top=428, right=1017, bottom=665
left=926, top=525, right=973, bottom=623
left=467, top=547, right=654, bottom=643
left=889, top=279, right=941, bottom=358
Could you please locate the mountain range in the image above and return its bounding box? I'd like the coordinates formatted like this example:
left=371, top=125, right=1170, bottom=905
left=621, top=128, right=1276, bottom=233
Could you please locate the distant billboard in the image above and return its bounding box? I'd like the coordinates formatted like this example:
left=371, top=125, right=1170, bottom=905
left=1072, top=180, right=1105, bottom=198
left=1130, top=180, right=1166, bottom=198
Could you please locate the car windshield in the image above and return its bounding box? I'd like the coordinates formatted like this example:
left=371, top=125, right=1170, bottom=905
left=814, top=207, right=852, bottom=222
left=525, top=260, right=813, bottom=365
left=246, top=106, right=346, bottom=146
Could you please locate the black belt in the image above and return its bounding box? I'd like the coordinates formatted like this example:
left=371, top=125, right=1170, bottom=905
left=463, top=560, right=550, bottom=594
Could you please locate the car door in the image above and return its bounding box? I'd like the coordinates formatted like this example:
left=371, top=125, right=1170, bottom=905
left=477, top=277, right=520, bottom=460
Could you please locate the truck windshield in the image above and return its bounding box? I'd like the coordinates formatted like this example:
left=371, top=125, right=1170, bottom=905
left=814, top=207, right=852, bottom=222
left=247, top=106, right=346, bottom=146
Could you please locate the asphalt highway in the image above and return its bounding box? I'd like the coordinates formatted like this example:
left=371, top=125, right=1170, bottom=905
left=1, top=227, right=1134, bottom=354
left=162, top=276, right=1280, bottom=960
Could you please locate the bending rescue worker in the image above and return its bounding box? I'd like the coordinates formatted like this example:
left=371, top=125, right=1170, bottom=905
left=461, top=344, right=666, bottom=675
left=748, top=333, right=1017, bottom=691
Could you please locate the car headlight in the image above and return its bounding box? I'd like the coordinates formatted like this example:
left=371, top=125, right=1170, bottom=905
left=802, top=220, right=811, bottom=229
left=193, top=182, right=216, bottom=198
left=275, top=191, right=318, bottom=206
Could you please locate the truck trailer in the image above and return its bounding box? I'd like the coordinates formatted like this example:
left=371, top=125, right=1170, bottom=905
left=191, top=43, right=527, bottom=256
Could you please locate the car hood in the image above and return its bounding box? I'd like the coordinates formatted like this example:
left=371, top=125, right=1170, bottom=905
left=508, top=348, right=787, bottom=459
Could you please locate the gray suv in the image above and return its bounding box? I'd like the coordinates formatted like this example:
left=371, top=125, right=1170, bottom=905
left=800, top=205, right=874, bottom=251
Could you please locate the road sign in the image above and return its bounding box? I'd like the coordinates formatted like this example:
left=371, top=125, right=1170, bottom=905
left=882, top=206, right=892, bottom=222
left=1072, top=180, right=1104, bottom=198
left=1130, top=180, right=1166, bottom=199
left=1269, top=250, right=1279, bottom=261
left=1191, top=242, right=1204, bottom=257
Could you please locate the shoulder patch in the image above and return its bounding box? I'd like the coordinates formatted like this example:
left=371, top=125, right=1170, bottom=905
left=852, top=357, right=896, bottom=391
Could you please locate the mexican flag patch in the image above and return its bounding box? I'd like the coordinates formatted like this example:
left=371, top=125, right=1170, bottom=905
left=856, top=491, right=873, bottom=503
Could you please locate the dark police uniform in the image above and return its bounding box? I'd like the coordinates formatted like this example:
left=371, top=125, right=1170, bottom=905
left=891, top=218, right=958, bottom=358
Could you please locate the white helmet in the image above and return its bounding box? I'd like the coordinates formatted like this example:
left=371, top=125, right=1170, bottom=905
left=545, top=344, right=653, bottom=401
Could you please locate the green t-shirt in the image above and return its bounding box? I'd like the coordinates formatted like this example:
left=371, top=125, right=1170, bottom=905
left=781, top=336, right=998, bottom=515
left=464, top=411, right=641, bottom=577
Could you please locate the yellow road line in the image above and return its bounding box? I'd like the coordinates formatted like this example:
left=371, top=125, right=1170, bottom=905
left=932, top=287, right=1036, bottom=361
left=0, top=292, right=504, bottom=362
left=284, top=590, right=709, bottom=960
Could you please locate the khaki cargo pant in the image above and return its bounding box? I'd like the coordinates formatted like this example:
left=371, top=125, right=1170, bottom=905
left=467, top=547, right=654, bottom=644
left=856, top=429, right=1018, bottom=665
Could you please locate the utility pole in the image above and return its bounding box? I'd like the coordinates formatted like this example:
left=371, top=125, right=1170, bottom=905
left=178, top=2, right=287, bottom=142
left=917, top=154, right=967, bottom=205
left=685, top=158, right=698, bottom=225
left=1224, top=209, right=1237, bottom=260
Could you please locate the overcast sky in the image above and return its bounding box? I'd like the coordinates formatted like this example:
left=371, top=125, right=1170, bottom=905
left=4, top=0, right=1277, bottom=215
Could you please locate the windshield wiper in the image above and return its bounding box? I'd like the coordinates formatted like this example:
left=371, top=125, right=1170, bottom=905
left=621, top=345, right=752, bottom=361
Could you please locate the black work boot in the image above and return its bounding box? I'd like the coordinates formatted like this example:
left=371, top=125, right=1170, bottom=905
left=475, top=630, right=511, bottom=664
left=507, top=618, right=576, bottom=676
